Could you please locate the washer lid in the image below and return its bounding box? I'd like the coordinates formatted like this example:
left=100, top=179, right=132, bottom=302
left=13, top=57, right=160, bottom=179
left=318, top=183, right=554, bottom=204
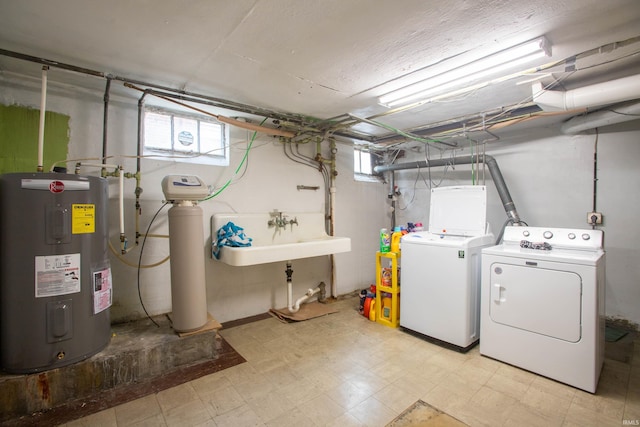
left=429, top=185, right=487, bottom=236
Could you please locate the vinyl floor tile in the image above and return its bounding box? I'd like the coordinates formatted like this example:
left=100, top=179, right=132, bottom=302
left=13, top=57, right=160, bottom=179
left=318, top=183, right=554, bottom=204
left=60, top=297, right=637, bottom=427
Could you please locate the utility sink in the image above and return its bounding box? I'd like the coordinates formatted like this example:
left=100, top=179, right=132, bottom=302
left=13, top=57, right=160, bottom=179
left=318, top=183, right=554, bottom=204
left=211, top=212, right=351, bottom=266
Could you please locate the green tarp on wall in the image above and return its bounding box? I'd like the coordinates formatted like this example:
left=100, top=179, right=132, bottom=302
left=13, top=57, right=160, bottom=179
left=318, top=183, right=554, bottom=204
left=0, top=104, right=70, bottom=174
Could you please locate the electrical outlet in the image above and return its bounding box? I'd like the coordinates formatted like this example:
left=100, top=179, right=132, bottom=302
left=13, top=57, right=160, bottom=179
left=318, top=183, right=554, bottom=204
left=587, top=212, right=603, bottom=225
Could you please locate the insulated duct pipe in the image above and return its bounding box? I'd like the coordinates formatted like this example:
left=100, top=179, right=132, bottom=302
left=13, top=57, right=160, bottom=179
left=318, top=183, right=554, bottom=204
left=561, top=100, right=640, bottom=134
left=374, top=155, right=523, bottom=224
left=532, top=74, right=640, bottom=112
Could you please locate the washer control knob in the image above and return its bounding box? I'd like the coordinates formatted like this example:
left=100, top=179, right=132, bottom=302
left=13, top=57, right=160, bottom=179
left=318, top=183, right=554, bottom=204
left=523, top=230, right=530, bottom=237
left=582, top=233, right=591, bottom=241
left=568, top=233, right=576, bottom=240
left=543, top=231, right=553, bottom=239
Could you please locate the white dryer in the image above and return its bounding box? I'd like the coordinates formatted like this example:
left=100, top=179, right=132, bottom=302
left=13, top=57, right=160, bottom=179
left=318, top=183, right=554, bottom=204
left=480, top=226, right=605, bottom=393
left=400, top=186, right=494, bottom=351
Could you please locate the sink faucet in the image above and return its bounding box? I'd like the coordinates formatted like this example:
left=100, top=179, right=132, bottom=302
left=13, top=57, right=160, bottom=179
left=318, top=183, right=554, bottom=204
left=268, top=211, right=298, bottom=229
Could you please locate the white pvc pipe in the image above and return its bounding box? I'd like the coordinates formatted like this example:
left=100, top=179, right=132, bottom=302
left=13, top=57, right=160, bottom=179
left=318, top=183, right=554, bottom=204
left=561, top=100, right=640, bottom=134
left=532, top=74, right=640, bottom=111
left=288, top=281, right=322, bottom=313
left=37, top=66, right=49, bottom=172
left=119, top=167, right=125, bottom=236
left=75, top=162, right=127, bottom=251
left=285, top=259, right=324, bottom=313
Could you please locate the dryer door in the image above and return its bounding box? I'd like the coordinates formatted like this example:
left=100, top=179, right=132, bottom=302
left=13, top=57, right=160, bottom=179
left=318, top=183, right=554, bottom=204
left=488, top=262, right=582, bottom=342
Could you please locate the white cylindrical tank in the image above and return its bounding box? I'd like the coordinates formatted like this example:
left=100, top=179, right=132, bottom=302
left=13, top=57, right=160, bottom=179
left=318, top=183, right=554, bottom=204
left=167, top=203, right=208, bottom=332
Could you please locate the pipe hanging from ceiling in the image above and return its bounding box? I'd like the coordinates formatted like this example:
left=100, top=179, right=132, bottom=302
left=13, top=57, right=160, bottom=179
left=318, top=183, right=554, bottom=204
left=0, top=48, right=310, bottom=129
left=561, top=100, right=640, bottom=134
left=124, top=83, right=295, bottom=138
left=374, top=154, right=523, bottom=225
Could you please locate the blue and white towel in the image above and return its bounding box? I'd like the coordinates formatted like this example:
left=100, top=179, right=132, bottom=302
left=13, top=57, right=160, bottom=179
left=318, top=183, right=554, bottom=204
left=212, top=221, right=252, bottom=259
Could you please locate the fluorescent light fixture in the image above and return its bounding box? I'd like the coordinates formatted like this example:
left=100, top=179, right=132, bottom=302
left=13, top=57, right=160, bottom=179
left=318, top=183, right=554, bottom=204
left=379, top=36, right=551, bottom=108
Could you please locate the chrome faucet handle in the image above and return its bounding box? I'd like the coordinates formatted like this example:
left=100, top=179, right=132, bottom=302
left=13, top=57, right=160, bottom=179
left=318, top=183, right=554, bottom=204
left=290, top=217, right=298, bottom=226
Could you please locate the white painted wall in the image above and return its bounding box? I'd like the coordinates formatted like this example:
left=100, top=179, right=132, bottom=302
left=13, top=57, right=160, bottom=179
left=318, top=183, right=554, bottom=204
left=393, top=123, right=640, bottom=326
left=0, top=75, right=389, bottom=324
left=4, top=73, right=639, bottom=327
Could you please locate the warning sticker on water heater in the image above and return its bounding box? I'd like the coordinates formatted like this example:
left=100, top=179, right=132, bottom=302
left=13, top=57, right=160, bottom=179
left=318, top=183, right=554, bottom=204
left=93, top=267, right=112, bottom=314
left=72, top=204, right=95, bottom=234
left=34, top=253, right=81, bottom=298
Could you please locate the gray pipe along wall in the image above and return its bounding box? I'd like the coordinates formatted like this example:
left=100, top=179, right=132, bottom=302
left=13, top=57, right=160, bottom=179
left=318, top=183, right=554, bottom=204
left=0, top=172, right=111, bottom=374
left=374, top=154, right=523, bottom=226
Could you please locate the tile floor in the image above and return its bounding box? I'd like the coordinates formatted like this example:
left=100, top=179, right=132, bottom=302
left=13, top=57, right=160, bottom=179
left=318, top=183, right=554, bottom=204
left=64, top=297, right=639, bottom=426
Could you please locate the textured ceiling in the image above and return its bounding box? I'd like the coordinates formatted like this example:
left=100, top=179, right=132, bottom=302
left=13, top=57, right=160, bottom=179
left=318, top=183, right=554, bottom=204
left=1, top=0, right=639, bottom=146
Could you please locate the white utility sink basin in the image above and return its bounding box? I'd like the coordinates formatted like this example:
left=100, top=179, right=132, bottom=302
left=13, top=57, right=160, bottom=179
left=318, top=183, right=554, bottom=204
left=211, top=212, right=351, bottom=266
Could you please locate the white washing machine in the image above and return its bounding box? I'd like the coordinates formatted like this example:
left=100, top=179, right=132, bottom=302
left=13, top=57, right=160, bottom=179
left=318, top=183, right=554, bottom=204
left=480, top=226, right=605, bottom=393
left=400, top=186, right=495, bottom=351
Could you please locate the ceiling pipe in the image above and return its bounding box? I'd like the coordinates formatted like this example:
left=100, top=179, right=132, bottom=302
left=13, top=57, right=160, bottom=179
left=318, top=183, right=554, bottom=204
left=561, top=100, right=640, bottom=134
left=0, top=48, right=310, bottom=127
left=532, top=74, right=640, bottom=112
left=374, top=154, right=523, bottom=225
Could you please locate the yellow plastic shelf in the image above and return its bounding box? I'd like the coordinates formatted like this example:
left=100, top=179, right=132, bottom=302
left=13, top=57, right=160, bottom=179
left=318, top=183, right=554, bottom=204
left=375, top=251, right=400, bottom=328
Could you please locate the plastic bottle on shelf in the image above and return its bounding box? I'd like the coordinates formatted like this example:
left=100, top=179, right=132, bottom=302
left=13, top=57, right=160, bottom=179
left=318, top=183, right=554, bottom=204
left=414, top=222, right=424, bottom=232
left=391, top=227, right=403, bottom=253
left=382, top=292, right=392, bottom=320
left=380, top=228, right=390, bottom=252
left=369, top=299, right=376, bottom=321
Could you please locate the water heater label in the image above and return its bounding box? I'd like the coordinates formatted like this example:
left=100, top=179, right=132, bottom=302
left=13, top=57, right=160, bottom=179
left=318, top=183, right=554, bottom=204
left=35, top=253, right=81, bottom=298
left=93, top=267, right=112, bottom=314
left=72, top=204, right=95, bottom=234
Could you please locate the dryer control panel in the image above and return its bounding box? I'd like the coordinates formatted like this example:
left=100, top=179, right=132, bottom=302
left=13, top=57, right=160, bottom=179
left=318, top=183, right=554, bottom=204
left=503, top=226, right=603, bottom=250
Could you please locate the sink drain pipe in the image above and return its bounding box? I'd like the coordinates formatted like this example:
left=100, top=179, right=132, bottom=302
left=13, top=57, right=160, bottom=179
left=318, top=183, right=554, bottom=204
left=374, top=154, right=523, bottom=226
left=286, top=261, right=327, bottom=313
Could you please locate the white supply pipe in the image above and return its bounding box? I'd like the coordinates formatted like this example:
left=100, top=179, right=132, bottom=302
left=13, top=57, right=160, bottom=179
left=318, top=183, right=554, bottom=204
left=285, top=260, right=325, bottom=313
left=532, top=74, right=640, bottom=111
left=37, top=66, right=49, bottom=172
left=118, top=166, right=125, bottom=252
left=561, top=101, right=640, bottom=134
left=75, top=162, right=127, bottom=253
left=291, top=286, right=323, bottom=312
left=288, top=281, right=324, bottom=313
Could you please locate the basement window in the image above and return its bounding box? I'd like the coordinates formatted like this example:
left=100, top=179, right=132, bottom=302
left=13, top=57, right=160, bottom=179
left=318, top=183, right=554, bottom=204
left=354, top=148, right=382, bottom=182
left=143, top=108, right=229, bottom=166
